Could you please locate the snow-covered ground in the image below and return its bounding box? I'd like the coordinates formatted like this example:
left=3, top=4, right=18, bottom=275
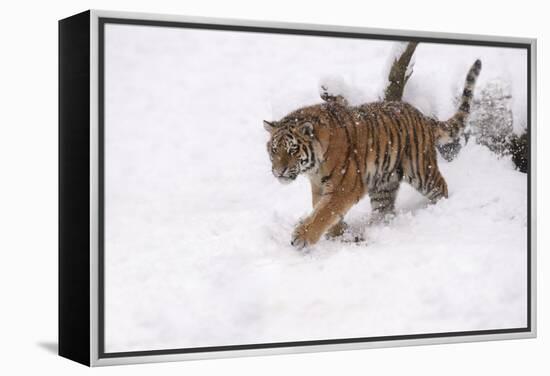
left=103, top=24, right=528, bottom=352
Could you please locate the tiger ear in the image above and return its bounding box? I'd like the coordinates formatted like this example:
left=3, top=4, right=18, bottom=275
left=263, top=120, right=275, bottom=132
left=299, top=122, right=314, bottom=137
left=320, top=85, right=349, bottom=107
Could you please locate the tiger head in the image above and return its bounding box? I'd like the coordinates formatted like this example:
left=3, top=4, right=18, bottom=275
left=264, top=119, right=317, bottom=184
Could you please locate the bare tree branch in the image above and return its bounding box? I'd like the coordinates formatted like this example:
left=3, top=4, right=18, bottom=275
left=384, top=42, right=418, bottom=102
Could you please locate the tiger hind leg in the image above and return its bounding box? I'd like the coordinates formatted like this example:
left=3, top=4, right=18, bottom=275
left=406, top=168, right=449, bottom=203
left=368, top=180, right=400, bottom=223
left=422, top=169, right=448, bottom=202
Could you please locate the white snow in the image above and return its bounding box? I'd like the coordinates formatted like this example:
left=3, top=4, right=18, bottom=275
left=402, top=43, right=527, bottom=131
left=103, top=24, right=528, bottom=352
left=318, top=75, right=364, bottom=105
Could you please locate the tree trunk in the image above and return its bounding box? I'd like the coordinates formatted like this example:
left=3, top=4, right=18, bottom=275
left=384, top=42, right=418, bottom=101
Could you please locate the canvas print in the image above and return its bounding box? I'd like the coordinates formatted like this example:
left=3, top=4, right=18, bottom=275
left=102, top=22, right=529, bottom=353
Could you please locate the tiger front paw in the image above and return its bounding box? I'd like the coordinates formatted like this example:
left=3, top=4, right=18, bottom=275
left=291, top=223, right=310, bottom=250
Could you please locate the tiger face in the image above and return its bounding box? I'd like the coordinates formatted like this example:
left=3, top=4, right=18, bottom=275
left=264, top=120, right=316, bottom=184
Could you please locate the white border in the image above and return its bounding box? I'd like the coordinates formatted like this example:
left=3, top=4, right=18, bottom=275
left=88, top=9, right=537, bottom=367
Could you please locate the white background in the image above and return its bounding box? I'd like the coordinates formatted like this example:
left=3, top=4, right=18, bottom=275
left=0, top=0, right=547, bottom=374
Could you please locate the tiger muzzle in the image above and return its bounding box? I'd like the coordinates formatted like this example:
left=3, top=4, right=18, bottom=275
left=273, top=167, right=297, bottom=184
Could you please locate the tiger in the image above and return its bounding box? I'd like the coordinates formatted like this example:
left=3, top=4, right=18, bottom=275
left=264, top=59, right=482, bottom=249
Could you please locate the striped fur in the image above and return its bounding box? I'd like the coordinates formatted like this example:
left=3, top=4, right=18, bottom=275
left=436, top=59, right=482, bottom=145
left=264, top=60, right=481, bottom=249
